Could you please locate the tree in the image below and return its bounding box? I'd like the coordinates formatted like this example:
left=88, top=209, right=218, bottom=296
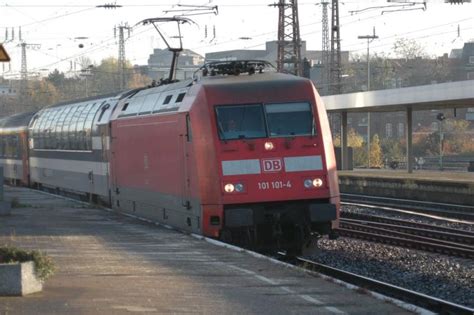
left=369, top=134, right=384, bottom=168
left=381, top=138, right=405, bottom=163
left=87, top=58, right=151, bottom=94
left=46, top=69, right=65, bottom=89
left=334, top=128, right=367, bottom=167
left=392, top=38, right=428, bottom=60
left=90, top=57, right=121, bottom=94
left=22, top=79, right=60, bottom=110
left=413, top=127, right=439, bottom=157
left=443, top=119, right=474, bottom=154
left=128, top=71, right=151, bottom=89
left=333, top=128, right=365, bottom=147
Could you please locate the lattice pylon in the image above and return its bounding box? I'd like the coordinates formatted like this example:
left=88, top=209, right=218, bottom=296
left=273, top=0, right=302, bottom=76
left=329, top=0, right=341, bottom=94
left=321, top=1, right=330, bottom=94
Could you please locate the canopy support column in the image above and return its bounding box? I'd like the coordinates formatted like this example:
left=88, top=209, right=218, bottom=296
left=406, top=106, right=413, bottom=173
left=341, top=111, right=348, bottom=170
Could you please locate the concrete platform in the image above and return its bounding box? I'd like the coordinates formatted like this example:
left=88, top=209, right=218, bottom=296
left=0, top=186, right=411, bottom=315
left=339, top=169, right=474, bottom=206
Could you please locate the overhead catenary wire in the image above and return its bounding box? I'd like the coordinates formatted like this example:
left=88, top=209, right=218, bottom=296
left=1, top=0, right=472, bottom=77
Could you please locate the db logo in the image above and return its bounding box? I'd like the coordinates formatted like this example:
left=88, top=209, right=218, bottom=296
left=261, top=158, right=284, bottom=172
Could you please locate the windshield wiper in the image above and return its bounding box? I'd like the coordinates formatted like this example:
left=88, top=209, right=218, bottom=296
left=215, top=111, right=227, bottom=143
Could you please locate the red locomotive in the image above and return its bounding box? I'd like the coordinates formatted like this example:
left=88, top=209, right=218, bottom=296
left=0, top=60, right=339, bottom=254
left=110, top=61, right=339, bottom=254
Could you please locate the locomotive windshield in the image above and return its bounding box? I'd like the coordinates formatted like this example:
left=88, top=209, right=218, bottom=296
left=216, top=104, right=267, bottom=140
left=216, top=102, right=314, bottom=140
left=265, top=102, right=313, bottom=137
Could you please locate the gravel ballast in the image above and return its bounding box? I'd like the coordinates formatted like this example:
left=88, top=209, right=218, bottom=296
left=308, top=205, right=474, bottom=308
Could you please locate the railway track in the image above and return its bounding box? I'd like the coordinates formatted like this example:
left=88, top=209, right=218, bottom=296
left=337, top=213, right=474, bottom=258
left=294, top=257, right=474, bottom=315
left=341, top=193, right=474, bottom=221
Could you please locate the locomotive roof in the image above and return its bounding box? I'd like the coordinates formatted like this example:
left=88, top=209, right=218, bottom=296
left=199, top=71, right=307, bottom=86
left=194, top=60, right=308, bottom=87
left=0, top=111, right=36, bottom=131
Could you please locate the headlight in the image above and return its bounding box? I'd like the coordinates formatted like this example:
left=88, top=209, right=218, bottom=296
left=312, top=178, right=323, bottom=187
left=235, top=183, right=244, bottom=192
left=304, top=179, right=313, bottom=188
left=264, top=141, right=274, bottom=150
left=224, top=183, right=235, bottom=193
left=304, top=178, right=324, bottom=188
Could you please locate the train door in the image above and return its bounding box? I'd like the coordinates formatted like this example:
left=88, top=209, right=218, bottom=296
left=180, top=114, right=196, bottom=232
left=108, top=121, right=119, bottom=208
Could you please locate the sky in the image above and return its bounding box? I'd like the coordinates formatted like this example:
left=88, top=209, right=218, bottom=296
left=0, top=0, right=473, bottom=79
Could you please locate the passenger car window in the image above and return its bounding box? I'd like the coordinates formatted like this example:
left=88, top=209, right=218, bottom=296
left=58, top=107, right=72, bottom=149
left=84, top=102, right=100, bottom=150
left=51, top=108, right=66, bottom=149
left=65, top=105, right=81, bottom=150
left=43, top=109, right=58, bottom=149
left=76, top=103, right=93, bottom=150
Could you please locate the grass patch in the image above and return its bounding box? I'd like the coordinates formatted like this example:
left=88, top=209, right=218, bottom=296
left=10, top=197, right=32, bottom=208
left=0, top=245, right=55, bottom=281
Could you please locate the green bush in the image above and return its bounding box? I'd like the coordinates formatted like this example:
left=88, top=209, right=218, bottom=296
left=0, top=245, right=55, bottom=281
left=10, top=197, right=32, bottom=208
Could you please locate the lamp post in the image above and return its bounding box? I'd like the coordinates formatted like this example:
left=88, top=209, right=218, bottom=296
left=358, top=27, right=378, bottom=168
left=358, top=27, right=378, bottom=91
left=80, top=65, right=94, bottom=97
left=436, top=113, right=446, bottom=170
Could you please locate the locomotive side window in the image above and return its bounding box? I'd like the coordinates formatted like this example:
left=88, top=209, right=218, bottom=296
left=265, top=102, right=314, bottom=137
left=176, top=93, right=185, bottom=103
left=163, top=95, right=173, bottom=105
left=215, top=104, right=266, bottom=140
left=119, top=95, right=144, bottom=117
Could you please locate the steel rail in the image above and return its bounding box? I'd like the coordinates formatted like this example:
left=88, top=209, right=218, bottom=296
left=339, top=220, right=473, bottom=250
left=295, top=257, right=474, bottom=315
left=341, top=193, right=474, bottom=221
left=336, top=228, right=474, bottom=258
left=342, top=211, right=474, bottom=237
left=341, top=217, right=474, bottom=246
